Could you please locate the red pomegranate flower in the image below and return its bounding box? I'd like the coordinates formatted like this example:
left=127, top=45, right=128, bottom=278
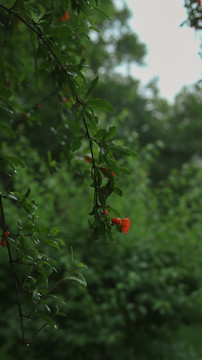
left=111, top=217, right=131, bottom=233
left=100, top=167, right=115, bottom=177
left=111, top=217, right=122, bottom=226
left=65, top=11, right=70, bottom=20
left=1, top=238, right=7, bottom=247
left=121, top=218, right=131, bottom=234
left=60, top=11, right=70, bottom=21
left=3, top=231, right=10, bottom=237
left=104, top=210, right=109, bottom=216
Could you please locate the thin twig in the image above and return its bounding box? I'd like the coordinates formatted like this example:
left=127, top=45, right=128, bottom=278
left=26, top=310, right=59, bottom=345
left=0, top=4, right=69, bottom=77
left=26, top=322, right=48, bottom=345
left=81, top=112, right=99, bottom=211
left=0, top=196, right=25, bottom=344
left=44, top=265, right=77, bottom=296
left=0, top=195, right=6, bottom=231
left=22, top=265, right=34, bottom=289
left=0, top=3, right=99, bottom=210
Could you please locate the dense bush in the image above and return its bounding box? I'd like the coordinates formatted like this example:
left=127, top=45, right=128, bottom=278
left=0, top=0, right=202, bottom=359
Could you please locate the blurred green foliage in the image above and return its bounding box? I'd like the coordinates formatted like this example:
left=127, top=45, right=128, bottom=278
left=0, top=0, right=202, bottom=359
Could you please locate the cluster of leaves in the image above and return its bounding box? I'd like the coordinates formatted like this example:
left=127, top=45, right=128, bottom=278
left=0, top=0, right=134, bottom=344
left=184, top=0, right=202, bottom=29
left=0, top=189, right=88, bottom=345
left=1, top=0, right=202, bottom=356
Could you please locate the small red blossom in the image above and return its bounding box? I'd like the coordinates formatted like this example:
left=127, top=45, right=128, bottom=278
left=111, top=217, right=131, bottom=233
left=198, top=0, right=201, bottom=5
left=111, top=217, right=122, bottom=226
left=121, top=218, right=131, bottom=234
left=63, top=97, right=68, bottom=103
left=84, top=155, right=92, bottom=163
left=60, top=11, right=70, bottom=22
left=100, top=167, right=115, bottom=177
left=104, top=210, right=109, bottom=216
left=3, top=231, right=10, bottom=237
left=1, top=238, right=7, bottom=247
left=36, top=103, right=41, bottom=109
left=65, top=11, right=70, bottom=20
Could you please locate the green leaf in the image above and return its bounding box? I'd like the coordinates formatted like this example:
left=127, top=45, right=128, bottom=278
left=50, top=226, right=60, bottom=237
left=47, top=25, right=72, bottom=37
left=33, top=289, right=41, bottom=303
left=0, top=87, right=12, bottom=98
left=77, top=262, right=88, bottom=269
left=34, top=313, right=56, bottom=329
left=7, top=193, right=18, bottom=201
left=113, top=187, right=122, bottom=197
left=110, top=144, right=130, bottom=156
left=89, top=26, right=100, bottom=33
left=55, top=238, right=66, bottom=247
left=57, top=312, right=67, bottom=317
left=119, top=167, right=132, bottom=175
left=108, top=206, right=121, bottom=218
left=2, top=0, right=17, bottom=8
left=10, top=0, right=25, bottom=10
left=104, top=126, right=116, bottom=140
left=67, top=273, right=87, bottom=287
left=0, top=123, right=15, bottom=137
left=0, top=154, right=25, bottom=168
left=94, top=129, right=107, bottom=139
left=98, top=191, right=106, bottom=207
left=24, top=187, right=31, bottom=198
left=104, top=155, right=119, bottom=175
left=86, top=98, right=114, bottom=113
left=46, top=239, right=60, bottom=251
left=85, top=76, right=99, bottom=98
left=83, top=110, right=97, bottom=133
left=93, top=6, right=112, bottom=20
left=71, top=136, right=84, bottom=152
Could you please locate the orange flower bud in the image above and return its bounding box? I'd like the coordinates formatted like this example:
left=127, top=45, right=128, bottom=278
left=121, top=218, right=131, bottom=234
left=111, top=218, right=121, bottom=226
left=111, top=217, right=131, bottom=233
left=100, top=167, right=115, bottom=177
left=3, top=231, right=10, bottom=237
left=1, top=238, right=7, bottom=247
left=65, top=11, right=70, bottom=20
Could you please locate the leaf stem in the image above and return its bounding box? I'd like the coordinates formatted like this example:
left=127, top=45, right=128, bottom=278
left=81, top=112, right=99, bottom=211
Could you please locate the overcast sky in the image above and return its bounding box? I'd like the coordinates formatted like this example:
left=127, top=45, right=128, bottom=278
left=118, top=0, right=202, bottom=102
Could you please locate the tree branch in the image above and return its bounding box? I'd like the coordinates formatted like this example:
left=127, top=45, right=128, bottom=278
left=0, top=4, right=69, bottom=77
left=0, top=3, right=99, bottom=211
left=82, top=112, right=99, bottom=211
